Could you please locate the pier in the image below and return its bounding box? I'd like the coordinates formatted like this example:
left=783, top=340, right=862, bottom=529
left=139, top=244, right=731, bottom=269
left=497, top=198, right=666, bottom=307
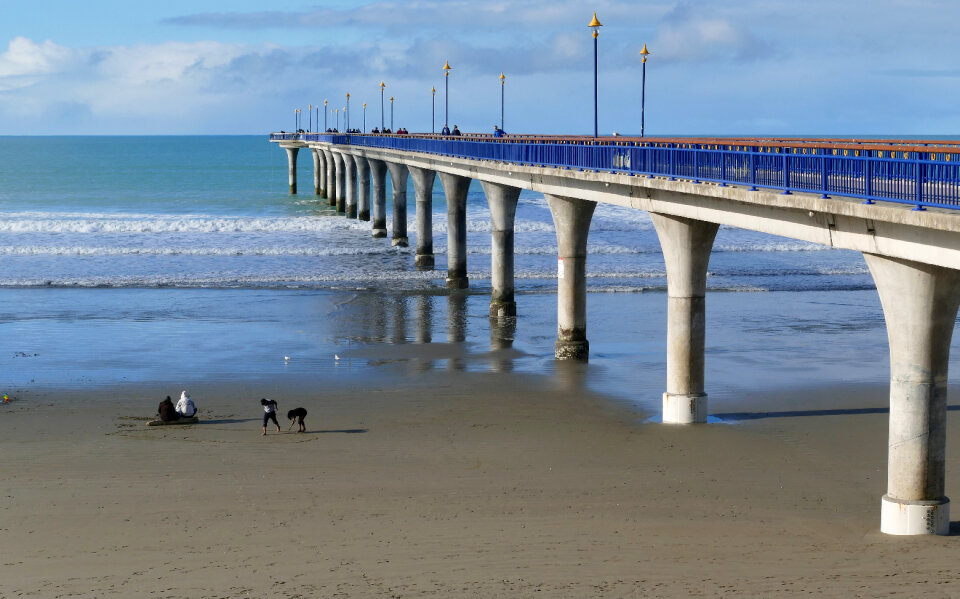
left=272, top=132, right=960, bottom=536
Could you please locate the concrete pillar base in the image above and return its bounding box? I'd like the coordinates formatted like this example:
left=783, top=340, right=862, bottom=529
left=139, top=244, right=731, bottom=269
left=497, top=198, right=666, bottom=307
left=347, top=205, right=358, bottom=219
left=319, top=187, right=326, bottom=199
left=880, top=494, right=950, bottom=535
left=372, top=229, right=388, bottom=238
left=489, top=300, right=517, bottom=318
left=663, top=392, right=708, bottom=424
left=556, top=339, right=589, bottom=360
left=415, top=254, right=435, bottom=268
left=359, top=210, right=370, bottom=222
left=392, top=237, right=409, bottom=247
left=289, top=184, right=297, bottom=195
left=446, top=277, right=469, bottom=290
left=314, top=185, right=321, bottom=196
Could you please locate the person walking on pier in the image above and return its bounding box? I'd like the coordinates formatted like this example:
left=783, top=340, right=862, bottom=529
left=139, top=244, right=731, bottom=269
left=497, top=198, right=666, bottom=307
left=441, top=124, right=450, bottom=135
left=451, top=125, right=461, bottom=136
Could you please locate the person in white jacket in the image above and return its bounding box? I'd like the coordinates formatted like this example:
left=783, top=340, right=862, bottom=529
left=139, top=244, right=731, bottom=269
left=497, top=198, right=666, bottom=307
left=175, top=390, right=197, bottom=418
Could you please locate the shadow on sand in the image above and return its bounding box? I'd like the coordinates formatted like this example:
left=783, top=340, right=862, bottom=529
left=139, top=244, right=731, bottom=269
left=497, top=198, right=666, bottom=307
left=200, top=418, right=261, bottom=425
left=299, top=429, right=368, bottom=435
left=713, top=405, right=960, bottom=422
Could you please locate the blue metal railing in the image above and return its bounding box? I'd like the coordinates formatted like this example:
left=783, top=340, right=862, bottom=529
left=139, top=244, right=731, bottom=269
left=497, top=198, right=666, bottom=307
left=269, top=133, right=960, bottom=210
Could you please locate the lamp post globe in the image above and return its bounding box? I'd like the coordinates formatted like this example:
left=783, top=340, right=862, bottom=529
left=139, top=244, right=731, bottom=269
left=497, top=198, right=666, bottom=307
left=588, top=11, right=602, bottom=138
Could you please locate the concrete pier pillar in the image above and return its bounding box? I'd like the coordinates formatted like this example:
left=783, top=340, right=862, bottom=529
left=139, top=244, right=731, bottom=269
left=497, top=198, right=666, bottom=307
left=355, top=155, right=371, bottom=221
left=285, top=147, right=299, bottom=195
left=386, top=162, right=409, bottom=247
left=311, top=149, right=324, bottom=197
left=545, top=194, right=597, bottom=360
left=367, top=158, right=388, bottom=238
left=333, top=152, right=346, bottom=214
left=650, top=213, right=719, bottom=424
left=323, top=149, right=336, bottom=207
left=439, top=173, right=471, bottom=289
left=481, top=181, right=521, bottom=318
left=864, top=253, right=960, bottom=535
left=408, top=166, right=436, bottom=268
left=342, top=153, right=358, bottom=219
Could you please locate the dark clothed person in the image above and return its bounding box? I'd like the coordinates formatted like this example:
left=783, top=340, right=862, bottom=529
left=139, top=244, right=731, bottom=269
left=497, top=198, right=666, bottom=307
left=158, top=396, right=180, bottom=422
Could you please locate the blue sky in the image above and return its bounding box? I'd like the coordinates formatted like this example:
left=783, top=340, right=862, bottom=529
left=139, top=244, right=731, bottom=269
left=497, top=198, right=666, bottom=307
left=1, top=0, right=959, bottom=136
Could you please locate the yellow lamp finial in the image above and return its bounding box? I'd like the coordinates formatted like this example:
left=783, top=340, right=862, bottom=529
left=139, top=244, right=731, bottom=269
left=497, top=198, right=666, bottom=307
left=443, top=60, right=451, bottom=71
left=499, top=72, right=505, bottom=83
left=588, top=12, right=602, bottom=28
left=390, top=96, right=394, bottom=101
left=432, top=86, right=436, bottom=93
left=380, top=81, right=385, bottom=89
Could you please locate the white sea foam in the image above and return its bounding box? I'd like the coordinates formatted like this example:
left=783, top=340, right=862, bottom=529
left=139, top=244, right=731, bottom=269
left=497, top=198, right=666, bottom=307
left=0, top=212, right=369, bottom=234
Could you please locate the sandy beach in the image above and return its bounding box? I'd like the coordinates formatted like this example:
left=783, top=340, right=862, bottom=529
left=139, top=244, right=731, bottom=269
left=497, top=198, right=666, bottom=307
left=3, top=365, right=960, bottom=598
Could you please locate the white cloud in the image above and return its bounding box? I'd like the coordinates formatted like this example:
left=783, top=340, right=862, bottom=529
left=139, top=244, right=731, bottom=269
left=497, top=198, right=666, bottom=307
left=0, top=37, right=73, bottom=77
left=652, top=15, right=767, bottom=63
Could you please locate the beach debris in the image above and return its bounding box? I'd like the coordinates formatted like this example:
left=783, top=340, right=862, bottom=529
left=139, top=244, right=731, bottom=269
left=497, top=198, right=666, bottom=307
left=2, top=394, right=8, bottom=403
left=334, top=354, right=340, bottom=361
left=284, top=356, right=291, bottom=362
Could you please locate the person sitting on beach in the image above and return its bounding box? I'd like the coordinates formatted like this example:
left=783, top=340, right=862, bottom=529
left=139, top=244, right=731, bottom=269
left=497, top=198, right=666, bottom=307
left=158, top=396, right=180, bottom=422
left=261, top=398, right=281, bottom=435
left=175, top=390, right=197, bottom=418
left=451, top=125, right=461, bottom=136
left=287, top=407, right=308, bottom=433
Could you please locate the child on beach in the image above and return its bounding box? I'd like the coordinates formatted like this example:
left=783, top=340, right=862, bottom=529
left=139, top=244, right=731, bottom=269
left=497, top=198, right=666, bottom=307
left=175, top=391, right=197, bottom=418
left=287, top=407, right=308, bottom=432
left=261, top=398, right=280, bottom=435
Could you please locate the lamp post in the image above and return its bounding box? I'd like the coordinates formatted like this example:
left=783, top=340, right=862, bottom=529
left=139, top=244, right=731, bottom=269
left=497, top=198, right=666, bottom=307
left=640, top=43, right=650, bottom=137
left=443, top=60, right=452, bottom=129
left=335, top=108, right=340, bottom=132
left=499, top=72, right=505, bottom=131
left=316, top=103, right=320, bottom=131
left=431, top=87, right=436, bottom=133
left=363, top=102, right=367, bottom=132
left=390, top=96, right=394, bottom=131
left=323, top=99, right=328, bottom=131
left=588, top=11, right=602, bottom=138
left=308, top=104, right=312, bottom=132
left=346, top=93, right=350, bottom=131
left=380, top=81, right=385, bottom=130
left=293, top=108, right=297, bottom=131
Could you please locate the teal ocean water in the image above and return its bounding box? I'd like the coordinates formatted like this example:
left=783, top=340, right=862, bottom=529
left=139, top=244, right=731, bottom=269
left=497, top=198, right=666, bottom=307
left=0, top=135, right=949, bottom=411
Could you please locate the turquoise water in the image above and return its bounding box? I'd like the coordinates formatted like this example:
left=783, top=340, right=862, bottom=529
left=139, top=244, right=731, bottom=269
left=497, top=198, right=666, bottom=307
left=0, top=136, right=942, bottom=410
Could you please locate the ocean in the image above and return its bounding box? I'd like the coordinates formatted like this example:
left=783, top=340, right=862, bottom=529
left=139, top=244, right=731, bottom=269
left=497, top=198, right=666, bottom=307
left=0, top=135, right=945, bottom=413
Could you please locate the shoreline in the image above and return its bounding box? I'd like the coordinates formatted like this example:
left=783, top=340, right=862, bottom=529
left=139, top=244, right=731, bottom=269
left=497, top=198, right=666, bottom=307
left=3, top=373, right=960, bottom=597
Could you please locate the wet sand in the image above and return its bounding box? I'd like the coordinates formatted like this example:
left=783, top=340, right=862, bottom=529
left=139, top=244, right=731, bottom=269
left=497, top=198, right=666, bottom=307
left=2, top=369, right=960, bottom=598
